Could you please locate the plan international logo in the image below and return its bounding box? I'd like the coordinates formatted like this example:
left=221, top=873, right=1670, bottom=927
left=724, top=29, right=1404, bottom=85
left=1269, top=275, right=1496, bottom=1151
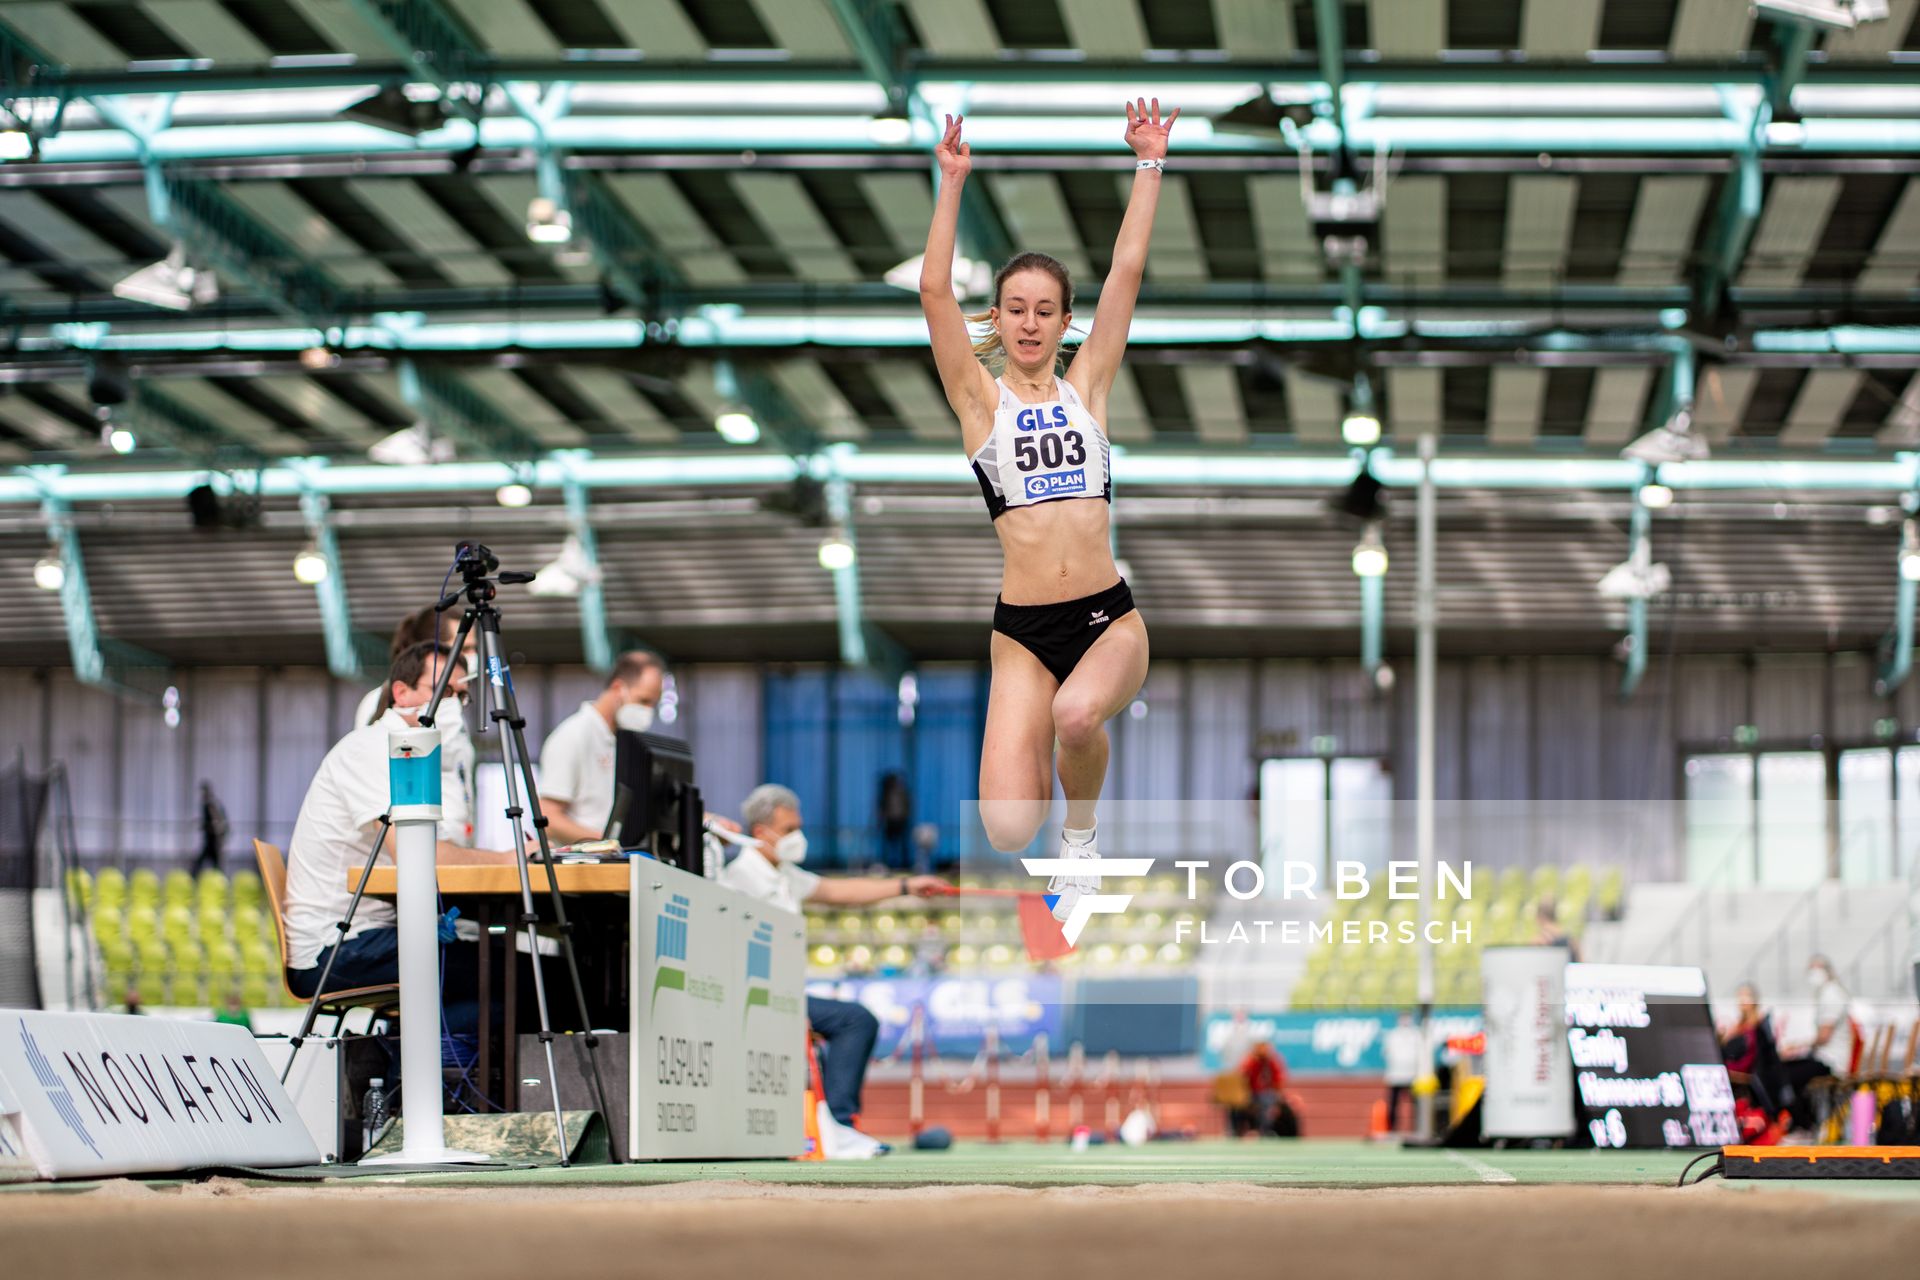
left=1020, top=857, right=1156, bottom=946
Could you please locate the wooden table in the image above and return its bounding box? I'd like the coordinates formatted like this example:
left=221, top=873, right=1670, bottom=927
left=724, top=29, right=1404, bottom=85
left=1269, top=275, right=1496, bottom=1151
left=351, top=860, right=631, bottom=1109
left=355, top=863, right=632, bottom=896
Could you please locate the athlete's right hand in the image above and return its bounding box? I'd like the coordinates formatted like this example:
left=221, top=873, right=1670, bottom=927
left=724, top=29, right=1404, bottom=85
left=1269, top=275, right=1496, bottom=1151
left=936, top=113, right=970, bottom=182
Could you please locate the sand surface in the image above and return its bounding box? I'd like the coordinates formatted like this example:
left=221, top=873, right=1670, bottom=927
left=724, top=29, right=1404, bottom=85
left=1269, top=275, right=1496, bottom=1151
left=8, top=1181, right=1920, bottom=1279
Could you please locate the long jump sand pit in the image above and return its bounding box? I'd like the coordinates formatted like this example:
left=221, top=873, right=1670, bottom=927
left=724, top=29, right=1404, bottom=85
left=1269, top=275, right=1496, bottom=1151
left=8, top=1176, right=1920, bottom=1280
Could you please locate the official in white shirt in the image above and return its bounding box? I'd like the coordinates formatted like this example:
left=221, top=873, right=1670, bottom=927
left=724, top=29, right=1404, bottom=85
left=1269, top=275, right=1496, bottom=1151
left=351, top=604, right=480, bottom=847
left=536, top=649, right=667, bottom=846
left=720, top=784, right=947, bottom=1136
left=284, top=640, right=513, bottom=1035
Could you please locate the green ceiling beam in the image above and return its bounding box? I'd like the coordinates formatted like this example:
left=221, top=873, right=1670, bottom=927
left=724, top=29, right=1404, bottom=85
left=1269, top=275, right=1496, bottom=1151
left=821, top=449, right=906, bottom=677
left=84, top=93, right=346, bottom=333
left=1876, top=460, right=1920, bottom=696
left=20, top=58, right=1920, bottom=97
left=30, top=112, right=1920, bottom=163
left=1620, top=469, right=1655, bottom=700
left=715, top=359, right=822, bottom=458
left=397, top=358, right=542, bottom=459
left=346, top=0, right=485, bottom=120
left=561, top=471, right=614, bottom=674
left=30, top=474, right=172, bottom=703
left=130, top=386, right=269, bottom=467
left=295, top=483, right=379, bottom=680
left=824, top=0, right=1012, bottom=266
left=5, top=453, right=1915, bottom=507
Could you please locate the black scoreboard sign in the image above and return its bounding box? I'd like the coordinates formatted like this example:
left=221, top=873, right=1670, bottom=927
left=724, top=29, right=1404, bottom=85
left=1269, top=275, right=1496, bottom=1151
left=1562, top=963, right=1739, bottom=1149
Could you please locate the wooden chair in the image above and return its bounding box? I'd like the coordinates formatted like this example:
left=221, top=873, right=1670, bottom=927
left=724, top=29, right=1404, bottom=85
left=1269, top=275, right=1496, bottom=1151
left=253, top=839, right=399, bottom=1032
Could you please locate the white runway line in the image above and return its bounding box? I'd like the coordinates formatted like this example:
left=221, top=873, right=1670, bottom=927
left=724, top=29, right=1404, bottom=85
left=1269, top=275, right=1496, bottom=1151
left=1445, top=1151, right=1518, bottom=1184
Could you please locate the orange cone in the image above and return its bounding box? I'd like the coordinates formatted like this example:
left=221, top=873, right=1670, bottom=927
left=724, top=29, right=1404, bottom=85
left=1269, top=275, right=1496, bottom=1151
left=1368, top=1099, right=1389, bottom=1138
left=797, top=1030, right=828, bottom=1161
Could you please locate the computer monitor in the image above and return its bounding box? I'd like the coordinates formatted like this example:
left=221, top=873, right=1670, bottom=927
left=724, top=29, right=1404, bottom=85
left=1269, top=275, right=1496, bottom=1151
left=610, top=730, right=699, bottom=869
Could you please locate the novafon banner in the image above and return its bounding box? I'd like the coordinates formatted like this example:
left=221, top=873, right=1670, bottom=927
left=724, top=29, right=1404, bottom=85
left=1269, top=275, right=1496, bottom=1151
left=1481, top=945, right=1575, bottom=1139
left=0, top=1010, right=319, bottom=1179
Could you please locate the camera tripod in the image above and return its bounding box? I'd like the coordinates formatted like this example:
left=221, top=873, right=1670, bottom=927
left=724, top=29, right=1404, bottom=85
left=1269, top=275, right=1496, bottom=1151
left=281, top=542, right=609, bottom=1166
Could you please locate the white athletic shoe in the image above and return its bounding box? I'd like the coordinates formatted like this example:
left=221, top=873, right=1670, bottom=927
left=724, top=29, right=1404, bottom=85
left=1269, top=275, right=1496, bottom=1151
left=817, top=1104, right=890, bottom=1159
left=1048, top=831, right=1100, bottom=924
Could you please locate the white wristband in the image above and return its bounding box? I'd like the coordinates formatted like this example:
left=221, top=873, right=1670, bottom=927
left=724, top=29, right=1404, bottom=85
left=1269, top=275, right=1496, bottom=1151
left=1136, top=157, right=1164, bottom=172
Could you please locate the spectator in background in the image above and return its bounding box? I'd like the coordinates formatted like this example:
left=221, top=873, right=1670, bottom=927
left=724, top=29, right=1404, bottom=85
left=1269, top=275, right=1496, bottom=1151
left=1382, top=1011, right=1424, bottom=1133
left=1212, top=1008, right=1256, bottom=1136
left=876, top=772, right=912, bottom=871
left=1780, top=955, right=1860, bottom=1134
left=719, top=783, right=948, bottom=1157
left=214, top=988, right=252, bottom=1032
left=1721, top=983, right=1788, bottom=1130
left=536, top=650, right=667, bottom=846
left=911, top=822, right=941, bottom=876
left=193, top=780, right=228, bottom=875
left=1241, top=1038, right=1288, bottom=1135
left=1533, top=896, right=1581, bottom=961
left=123, top=985, right=144, bottom=1015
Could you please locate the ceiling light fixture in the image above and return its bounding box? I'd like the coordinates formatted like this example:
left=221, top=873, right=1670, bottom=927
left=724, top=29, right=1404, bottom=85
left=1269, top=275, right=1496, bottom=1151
left=113, top=244, right=218, bottom=311
left=715, top=409, right=761, bottom=445
left=817, top=533, right=856, bottom=571
left=1351, top=525, right=1389, bottom=577
left=293, top=545, right=330, bottom=585
left=525, top=195, right=573, bottom=245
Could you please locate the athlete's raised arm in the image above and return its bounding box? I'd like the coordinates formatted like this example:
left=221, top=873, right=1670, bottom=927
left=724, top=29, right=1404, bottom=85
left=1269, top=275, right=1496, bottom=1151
left=920, top=114, right=995, bottom=436
left=1068, top=97, right=1179, bottom=405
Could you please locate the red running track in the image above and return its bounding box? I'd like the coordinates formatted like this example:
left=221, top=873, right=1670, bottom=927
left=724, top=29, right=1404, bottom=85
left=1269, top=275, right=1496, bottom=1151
left=855, top=1077, right=1388, bottom=1141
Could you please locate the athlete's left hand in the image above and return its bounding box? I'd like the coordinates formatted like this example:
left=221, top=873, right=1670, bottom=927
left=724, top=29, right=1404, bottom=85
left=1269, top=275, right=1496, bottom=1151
left=1124, top=96, right=1179, bottom=160
left=904, top=875, right=951, bottom=897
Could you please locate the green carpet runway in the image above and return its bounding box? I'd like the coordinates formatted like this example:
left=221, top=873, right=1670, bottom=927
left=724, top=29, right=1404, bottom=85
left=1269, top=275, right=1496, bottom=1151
left=10, top=1139, right=1920, bottom=1197
left=387, top=1140, right=1692, bottom=1189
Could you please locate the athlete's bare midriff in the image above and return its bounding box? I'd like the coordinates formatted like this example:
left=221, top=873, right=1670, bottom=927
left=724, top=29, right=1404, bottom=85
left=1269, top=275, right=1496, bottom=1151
left=994, top=498, right=1118, bottom=605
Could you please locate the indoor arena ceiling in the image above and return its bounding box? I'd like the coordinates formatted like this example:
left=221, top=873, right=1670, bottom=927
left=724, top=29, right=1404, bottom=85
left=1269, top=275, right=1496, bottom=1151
left=1, top=1, right=1920, bottom=674
left=0, top=0, right=1914, bottom=462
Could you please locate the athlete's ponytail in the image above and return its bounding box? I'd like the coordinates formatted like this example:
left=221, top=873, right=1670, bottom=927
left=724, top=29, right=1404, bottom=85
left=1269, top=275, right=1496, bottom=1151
left=969, top=252, right=1077, bottom=373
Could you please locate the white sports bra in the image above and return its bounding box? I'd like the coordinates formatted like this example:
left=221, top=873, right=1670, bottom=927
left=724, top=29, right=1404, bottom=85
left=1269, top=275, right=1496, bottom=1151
left=968, top=376, right=1112, bottom=521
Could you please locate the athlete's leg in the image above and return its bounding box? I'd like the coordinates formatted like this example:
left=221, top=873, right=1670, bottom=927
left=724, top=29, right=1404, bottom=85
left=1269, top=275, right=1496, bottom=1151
left=1052, top=613, right=1149, bottom=829
left=978, top=631, right=1060, bottom=853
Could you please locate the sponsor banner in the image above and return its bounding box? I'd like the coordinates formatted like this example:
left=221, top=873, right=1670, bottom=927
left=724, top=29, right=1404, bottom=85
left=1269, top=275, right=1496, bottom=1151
left=1482, top=945, right=1575, bottom=1139
left=629, top=860, right=806, bottom=1160
left=1563, top=962, right=1738, bottom=1150
left=806, top=975, right=1065, bottom=1057
left=0, top=1010, right=318, bottom=1179
left=1198, top=1010, right=1484, bottom=1074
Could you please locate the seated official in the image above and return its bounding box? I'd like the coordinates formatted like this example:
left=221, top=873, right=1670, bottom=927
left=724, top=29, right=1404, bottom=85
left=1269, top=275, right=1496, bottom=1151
left=536, top=649, right=666, bottom=847
left=353, top=605, right=479, bottom=847
left=282, top=640, right=515, bottom=1034
left=719, top=784, right=948, bottom=1143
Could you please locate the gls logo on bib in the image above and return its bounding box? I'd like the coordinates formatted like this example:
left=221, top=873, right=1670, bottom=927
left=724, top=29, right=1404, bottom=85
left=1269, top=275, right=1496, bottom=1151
left=1026, top=473, right=1087, bottom=499
left=1014, top=404, right=1069, bottom=432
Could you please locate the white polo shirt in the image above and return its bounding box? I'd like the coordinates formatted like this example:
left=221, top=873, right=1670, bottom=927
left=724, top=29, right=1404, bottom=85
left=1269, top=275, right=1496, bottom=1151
left=1814, top=976, right=1857, bottom=1076
left=539, top=701, right=618, bottom=837
left=720, top=847, right=820, bottom=916
left=283, top=709, right=410, bottom=970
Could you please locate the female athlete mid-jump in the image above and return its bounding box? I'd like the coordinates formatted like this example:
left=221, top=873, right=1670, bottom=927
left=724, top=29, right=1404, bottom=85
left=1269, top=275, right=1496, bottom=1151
left=919, top=99, right=1177, bottom=923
